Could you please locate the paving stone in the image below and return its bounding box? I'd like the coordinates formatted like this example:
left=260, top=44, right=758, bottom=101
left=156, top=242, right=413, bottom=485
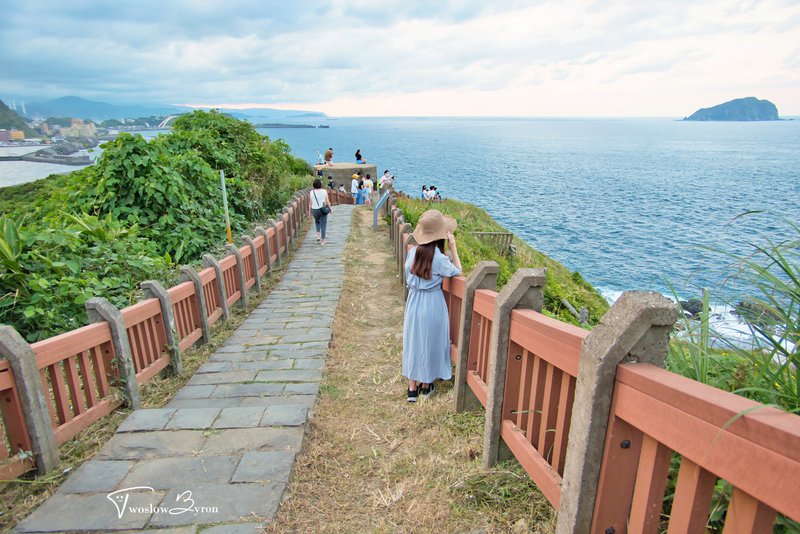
left=201, top=427, right=304, bottom=455
left=283, top=382, right=319, bottom=395
left=231, top=450, right=295, bottom=483
left=201, top=523, right=264, bottom=534
left=238, top=395, right=317, bottom=408
left=166, top=398, right=243, bottom=409
left=255, top=369, right=323, bottom=382
left=212, top=382, right=284, bottom=398
left=186, top=371, right=257, bottom=386
left=16, top=489, right=164, bottom=532
left=293, top=358, right=325, bottom=370
left=260, top=405, right=308, bottom=426
left=97, top=431, right=206, bottom=460
left=278, top=333, right=331, bottom=344
left=116, top=528, right=196, bottom=534
left=120, top=456, right=238, bottom=489
left=117, top=409, right=176, bottom=432
left=148, top=483, right=284, bottom=527
left=195, top=362, right=232, bottom=373
left=172, top=385, right=216, bottom=400
left=58, top=460, right=134, bottom=493
left=213, top=407, right=266, bottom=428
left=209, top=351, right=272, bottom=362
left=165, top=408, right=220, bottom=430
left=233, top=360, right=293, bottom=371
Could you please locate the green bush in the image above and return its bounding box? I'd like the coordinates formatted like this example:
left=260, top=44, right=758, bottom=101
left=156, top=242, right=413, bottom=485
left=0, top=111, right=311, bottom=341
left=397, top=197, right=609, bottom=326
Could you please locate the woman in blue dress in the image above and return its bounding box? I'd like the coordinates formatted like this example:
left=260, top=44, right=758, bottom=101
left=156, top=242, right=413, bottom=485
left=356, top=180, right=364, bottom=205
left=403, top=210, right=462, bottom=402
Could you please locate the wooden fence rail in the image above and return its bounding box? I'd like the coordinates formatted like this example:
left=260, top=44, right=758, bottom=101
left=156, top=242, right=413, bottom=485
left=385, top=191, right=800, bottom=532
left=0, top=189, right=311, bottom=478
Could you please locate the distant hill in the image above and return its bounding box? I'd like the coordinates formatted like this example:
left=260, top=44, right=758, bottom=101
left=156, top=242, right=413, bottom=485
left=23, top=96, right=184, bottom=122
left=0, top=99, right=36, bottom=136
left=684, top=97, right=779, bottom=121
left=216, top=107, right=328, bottom=122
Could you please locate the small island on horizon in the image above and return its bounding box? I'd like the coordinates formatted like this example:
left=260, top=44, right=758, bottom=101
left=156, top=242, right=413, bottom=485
left=683, top=96, right=780, bottom=121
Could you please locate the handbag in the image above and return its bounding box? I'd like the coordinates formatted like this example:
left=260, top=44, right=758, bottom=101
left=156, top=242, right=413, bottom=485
left=313, top=190, right=331, bottom=214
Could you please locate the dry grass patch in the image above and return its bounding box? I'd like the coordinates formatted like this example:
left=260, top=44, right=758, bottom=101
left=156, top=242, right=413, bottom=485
left=268, top=209, right=554, bottom=533
left=0, top=222, right=310, bottom=532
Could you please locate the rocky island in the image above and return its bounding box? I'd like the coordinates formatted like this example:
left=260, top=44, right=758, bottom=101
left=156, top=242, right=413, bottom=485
left=684, top=97, right=779, bottom=121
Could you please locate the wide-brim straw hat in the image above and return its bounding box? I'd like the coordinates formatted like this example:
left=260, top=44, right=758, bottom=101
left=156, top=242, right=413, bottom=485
left=412, top=210, right=457, bottom=245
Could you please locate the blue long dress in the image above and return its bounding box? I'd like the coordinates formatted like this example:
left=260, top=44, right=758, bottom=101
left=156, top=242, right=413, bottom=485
left=356, top=187, right=364, bottom=205
left=402, top=246, right=461, bottom=383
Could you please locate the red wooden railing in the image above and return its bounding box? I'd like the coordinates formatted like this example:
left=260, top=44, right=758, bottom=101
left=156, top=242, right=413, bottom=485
left=253, top=234, right=269, bottom=277
left=31, top=323, right=120, bottom=444
left=240, top=245, right=257, bottom=291
left=465, top=289, right=497, bottom=407
left=593, top=363, right=800, bottom=532
left=441, top=276, right=465, bottom=364
left=198, top=267, right=223, bottom=327
left=121, top=299, right=170, bottom=384
left=501, top=309, right=587, bottom=507
left=219, top=254, right=242, bottom=306
left=0, top=360, right=33, bottom=478
left=167, top=281, right=203, bottom=352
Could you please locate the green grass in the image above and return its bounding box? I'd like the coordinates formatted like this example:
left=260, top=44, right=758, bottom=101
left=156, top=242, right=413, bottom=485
left=397, top=197, right=610, bottom=326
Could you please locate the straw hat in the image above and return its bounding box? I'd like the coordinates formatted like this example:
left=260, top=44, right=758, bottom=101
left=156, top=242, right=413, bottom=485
left=412, top=210, right=456, bottom=245
left=352, top=174, right=359, bottom=179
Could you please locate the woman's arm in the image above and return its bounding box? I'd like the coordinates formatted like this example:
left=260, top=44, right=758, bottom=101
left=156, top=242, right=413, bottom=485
left=446, top=232, right=462, bottom=271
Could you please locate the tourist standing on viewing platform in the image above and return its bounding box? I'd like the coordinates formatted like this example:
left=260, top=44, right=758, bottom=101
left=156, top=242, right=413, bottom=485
left=350, top=173, right=359, bottom=201
left=364, top=174, right=373, bottom=206
left=323, top=147, right=333, bottom=165
left=310, top=178, right=332, bottom=245
left=402, top=210, right=462, bottom=402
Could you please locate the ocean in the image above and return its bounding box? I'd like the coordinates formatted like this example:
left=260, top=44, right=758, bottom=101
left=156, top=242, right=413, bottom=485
left=2, top=118, right=798, bottom=320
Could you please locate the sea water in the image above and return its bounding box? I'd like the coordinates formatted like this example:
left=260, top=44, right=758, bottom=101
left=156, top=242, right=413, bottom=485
left=257, top=118, right=800, bottom=310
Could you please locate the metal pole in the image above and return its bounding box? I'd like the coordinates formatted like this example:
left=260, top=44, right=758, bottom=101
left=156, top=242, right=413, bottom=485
left=220, top=170, right=233, bottom=244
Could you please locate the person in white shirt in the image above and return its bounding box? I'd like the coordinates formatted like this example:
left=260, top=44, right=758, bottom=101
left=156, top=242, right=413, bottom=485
left=310, top=178, right=332, bottom=245
left=364, top=175, right=374, bottom=206
left=350, top=173, right=359, bottom=201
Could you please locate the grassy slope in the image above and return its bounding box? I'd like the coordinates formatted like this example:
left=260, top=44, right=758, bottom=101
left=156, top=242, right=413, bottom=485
left=397, top=197, right=610, bottom=326
left=0, top=172, right=75, bottom=219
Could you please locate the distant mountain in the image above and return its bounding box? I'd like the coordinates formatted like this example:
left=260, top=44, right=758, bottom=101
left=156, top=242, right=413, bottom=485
left=684, top=97, right=779, bottom=121
left=0, top=99, right=36, bottom=136
left=23, top=96, right=184, bottom=121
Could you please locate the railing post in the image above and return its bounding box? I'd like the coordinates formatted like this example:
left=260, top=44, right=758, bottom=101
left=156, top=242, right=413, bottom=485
left=402, top=233, right=416, bottom=301
left=141, top=280, right=183, bottom=375
left=202, top=254, right=230, bottom=320
left=555, top=291, right=678, bottom=534
left=179, top=266, right=210, bottom=344
left=483, top=268, right=547, bottom=468
left=85, top=297, right=141, bottom=409
left=0, top=326, right=60, bottom=474
left=242, top=235, right=261, bottom=293
left=255, top=226, right=273, bottom=276
left=281, top=208, right=294, bottom=254
left=226, top=244, right=248, bottom=309
left=454, top=261, right=499, bottom=412
left=398, top=222, right=411, bottom=280
left=390, top=208, right=398, bottom=245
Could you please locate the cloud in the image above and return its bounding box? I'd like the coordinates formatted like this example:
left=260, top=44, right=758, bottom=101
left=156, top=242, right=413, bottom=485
left=1, top=0, right=798, bottom=115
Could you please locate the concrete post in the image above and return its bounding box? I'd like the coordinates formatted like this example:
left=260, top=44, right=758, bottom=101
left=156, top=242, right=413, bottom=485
left=226, top=244, right=248, bottom=309
left=281, top=208, right=291, bottom=251
left=0, top=326, right=60, bottom=474
left=179, top=266, right=210, bottom=344
left=401, top=233, right=416, bottom=301
left=242, top=236, right=262, bottom=293
left=203, top=254, right=230, bottom=320
left=390, top=208, right=398, bottom=245
left=555, top=291, right=678, bottom=534
left=255, top=226, right=273, bottom=276
left=398, top=222, right=411, bottom=279
left=454, top=261, right=500, bottom=413
left=85, top=298, right=141, bottom=409
left=141, top=280, right=183, bottom=375
left=483, top=268, right=547, bottom=468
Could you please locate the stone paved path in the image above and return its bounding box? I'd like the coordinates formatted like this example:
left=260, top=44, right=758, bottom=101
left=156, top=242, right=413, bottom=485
left=16, top=206, right=355, bottom=533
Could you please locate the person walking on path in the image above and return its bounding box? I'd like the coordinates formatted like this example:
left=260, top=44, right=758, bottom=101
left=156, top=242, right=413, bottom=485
left=310, top=178, right=332, bottom=245
left=402, top=210, right=462, bottom=402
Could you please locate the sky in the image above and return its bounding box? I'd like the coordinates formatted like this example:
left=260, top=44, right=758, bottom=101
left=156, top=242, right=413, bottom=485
left=1, top=0, right=799, bottom=117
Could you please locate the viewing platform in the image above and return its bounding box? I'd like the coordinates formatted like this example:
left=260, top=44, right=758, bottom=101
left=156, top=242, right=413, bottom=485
left=314, top=162, right=378, bottom=186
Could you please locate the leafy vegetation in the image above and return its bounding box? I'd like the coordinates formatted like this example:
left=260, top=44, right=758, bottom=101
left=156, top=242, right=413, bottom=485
left=0, top=110, right=310, bottom=341
left=396, top=197, right=609, bottom=326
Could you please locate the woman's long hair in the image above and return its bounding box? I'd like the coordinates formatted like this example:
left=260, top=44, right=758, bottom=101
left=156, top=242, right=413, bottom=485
left=411, top=240, right=445, bottom=280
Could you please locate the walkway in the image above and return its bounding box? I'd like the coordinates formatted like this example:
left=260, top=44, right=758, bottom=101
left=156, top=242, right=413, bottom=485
left=16, top=206, right=355, bottom=533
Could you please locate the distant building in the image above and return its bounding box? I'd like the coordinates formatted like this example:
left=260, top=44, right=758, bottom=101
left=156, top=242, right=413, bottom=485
left=0, top=130, right=11, bottom=142
left=10, top=129, right=25, bottom=140
left=61, top=119, right=96, bottom=138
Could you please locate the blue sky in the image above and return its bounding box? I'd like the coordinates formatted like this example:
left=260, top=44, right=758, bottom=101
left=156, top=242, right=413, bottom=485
left=1, top=0, right=798, bottom=116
